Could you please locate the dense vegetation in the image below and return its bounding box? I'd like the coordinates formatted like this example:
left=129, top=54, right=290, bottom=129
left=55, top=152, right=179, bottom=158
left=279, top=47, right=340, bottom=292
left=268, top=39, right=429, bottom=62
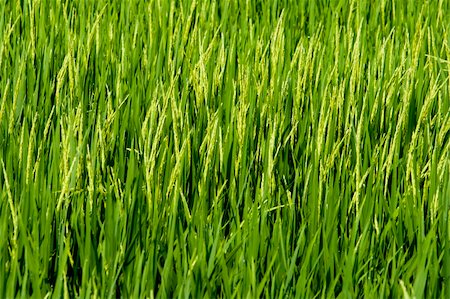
left=1, top=0, right=450, bottom=297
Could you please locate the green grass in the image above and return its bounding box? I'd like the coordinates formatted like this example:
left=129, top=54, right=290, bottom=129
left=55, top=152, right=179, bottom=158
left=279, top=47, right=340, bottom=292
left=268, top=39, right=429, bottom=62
left=1, top=0, right=450, bottom=297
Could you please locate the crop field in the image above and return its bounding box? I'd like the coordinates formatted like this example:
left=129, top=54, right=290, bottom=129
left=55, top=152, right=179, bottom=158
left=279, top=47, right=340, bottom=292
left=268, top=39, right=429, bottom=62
left=1, top=0, right=450, bottom=297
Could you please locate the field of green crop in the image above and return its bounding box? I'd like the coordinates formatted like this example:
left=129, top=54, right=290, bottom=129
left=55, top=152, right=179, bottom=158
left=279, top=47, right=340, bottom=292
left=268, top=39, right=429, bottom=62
left=1, top=0, right=450, bottom=297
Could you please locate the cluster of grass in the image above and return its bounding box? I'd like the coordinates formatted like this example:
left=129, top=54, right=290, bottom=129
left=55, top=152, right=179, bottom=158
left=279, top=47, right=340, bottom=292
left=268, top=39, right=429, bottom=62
left=1, top=0, right=450, bottom=297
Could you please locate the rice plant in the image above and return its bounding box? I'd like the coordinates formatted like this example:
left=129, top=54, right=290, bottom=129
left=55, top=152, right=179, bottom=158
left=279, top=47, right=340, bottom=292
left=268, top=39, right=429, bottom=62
left=1, top=0, right=450, bottom=297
